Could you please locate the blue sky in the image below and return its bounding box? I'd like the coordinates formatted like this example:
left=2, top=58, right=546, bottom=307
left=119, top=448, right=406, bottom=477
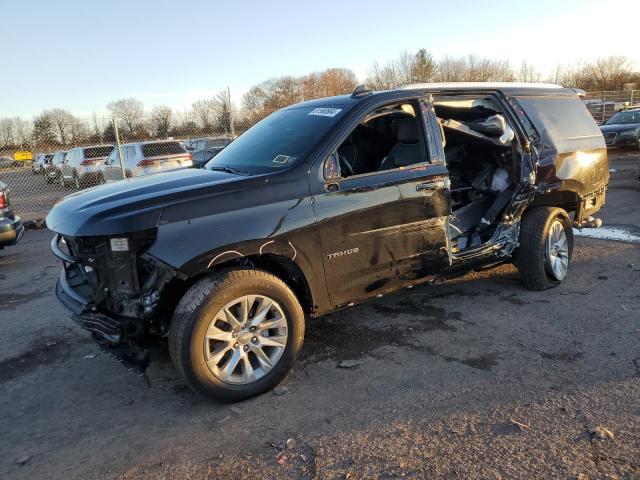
left=2, top=0, right=638, bottom=117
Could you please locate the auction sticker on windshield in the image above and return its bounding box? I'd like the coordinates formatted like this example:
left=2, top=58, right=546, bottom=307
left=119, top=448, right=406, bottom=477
left=308, top=107, right=342, bottom=117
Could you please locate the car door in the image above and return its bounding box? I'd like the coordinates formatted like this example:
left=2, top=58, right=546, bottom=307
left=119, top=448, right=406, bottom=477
left=311, top=97, right=451, bottom=306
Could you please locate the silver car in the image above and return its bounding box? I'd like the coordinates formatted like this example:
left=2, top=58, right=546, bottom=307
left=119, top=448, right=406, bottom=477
left=46, top=151, right=67, bottom=183
left=102, top=140, right=192, bottom=182
left=32, top=153, right=52, bottom=174
left=59, top=145, right=114, bottom=189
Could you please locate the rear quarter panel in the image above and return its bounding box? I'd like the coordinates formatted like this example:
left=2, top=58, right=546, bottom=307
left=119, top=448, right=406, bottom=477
left=514, top=95, right=609, bottom=214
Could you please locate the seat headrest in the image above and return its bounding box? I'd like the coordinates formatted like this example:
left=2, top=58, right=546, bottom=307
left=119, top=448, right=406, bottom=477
left=396, top=118, right=419, bottom=143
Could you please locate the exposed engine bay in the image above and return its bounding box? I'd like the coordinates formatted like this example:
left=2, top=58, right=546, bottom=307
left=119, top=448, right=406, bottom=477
left=434, top=97, right=520, bottom=252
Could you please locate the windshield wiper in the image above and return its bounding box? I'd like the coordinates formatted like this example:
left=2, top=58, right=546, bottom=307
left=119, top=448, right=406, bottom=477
left=208, top=165, right=250, bottom=175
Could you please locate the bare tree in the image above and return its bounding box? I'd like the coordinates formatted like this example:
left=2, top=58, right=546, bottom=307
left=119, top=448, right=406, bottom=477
left=366, top=61, right=398, bottom=90
left=435, top=55, right=514, bottom=82
left=12, top=117, right=33, bottom=149
left=107, top=98, right=145, bottom=137
left=47, top=108, right=76, bottom=145
left=518, top=61, right=542, bottom=83
left=191, top=99, right=218, bottom=131
left=91, top=112, right=104, bottom=143
left=149, top=105, right=173, bottom=138
left=69, top=117, right=89, bottom=145
left=436, top=55, right=467, bottom=81
left=0, top=118, right=15, bottom=149
left=585, top=56, right=634, bottom=91
left=395, top=51, right=415, bottom=85
left=33, top=112, right=57, bottom=147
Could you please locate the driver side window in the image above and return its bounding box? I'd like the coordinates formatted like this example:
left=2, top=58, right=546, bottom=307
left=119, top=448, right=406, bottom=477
left=326, top=102, right=428, bottom=180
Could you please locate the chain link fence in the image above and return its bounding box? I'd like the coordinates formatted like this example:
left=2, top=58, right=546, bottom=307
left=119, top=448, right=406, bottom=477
left=0, top=109, right=271, bottom=222
left=1, top=90, right=639, bottom=223
left=583, top=90, right=639, bottom=124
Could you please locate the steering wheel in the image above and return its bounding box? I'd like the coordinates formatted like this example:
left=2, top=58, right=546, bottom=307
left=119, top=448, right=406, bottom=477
left=338, top=152, right=354, bottom=177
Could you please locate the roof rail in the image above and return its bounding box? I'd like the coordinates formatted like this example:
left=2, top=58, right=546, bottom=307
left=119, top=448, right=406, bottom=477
left=351, top=85, right=373, bottom=98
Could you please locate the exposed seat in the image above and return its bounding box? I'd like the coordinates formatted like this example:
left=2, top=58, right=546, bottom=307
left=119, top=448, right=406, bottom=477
left=379, top=119, right=422, bottom=170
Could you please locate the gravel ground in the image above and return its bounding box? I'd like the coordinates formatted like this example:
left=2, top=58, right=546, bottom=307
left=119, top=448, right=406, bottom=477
left=0, top=152, right=638, bottom=480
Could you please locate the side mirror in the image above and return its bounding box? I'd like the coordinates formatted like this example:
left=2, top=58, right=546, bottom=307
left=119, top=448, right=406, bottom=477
left=323, top=152, right=341, bottom=180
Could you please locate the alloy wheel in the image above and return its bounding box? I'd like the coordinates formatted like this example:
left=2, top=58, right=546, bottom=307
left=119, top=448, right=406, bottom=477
left=545, top=219, right=569, bottom=281
left=203, top=295, right=288, bottom=384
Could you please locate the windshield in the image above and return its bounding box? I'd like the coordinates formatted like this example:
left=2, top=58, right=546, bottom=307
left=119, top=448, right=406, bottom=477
left=205, top=106, right=345, bottom=174
left=606, top=111, right=640, bottom=125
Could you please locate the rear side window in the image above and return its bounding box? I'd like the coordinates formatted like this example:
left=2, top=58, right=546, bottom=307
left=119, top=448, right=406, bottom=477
left=515, top=96, right=604, bottom=152
left=142, top=142, right=186, bottom=158
left=84, top=146, right=114, bottom=159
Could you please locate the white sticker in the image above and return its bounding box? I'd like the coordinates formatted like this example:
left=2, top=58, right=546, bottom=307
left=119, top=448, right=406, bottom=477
left=273, top=155, right=290, bottom=164
left=308, top=107, right=342, bottom=118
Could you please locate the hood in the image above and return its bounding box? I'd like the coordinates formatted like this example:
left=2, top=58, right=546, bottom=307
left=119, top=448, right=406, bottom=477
left=600, top=123, right=640, bottom=133
left=46, top=168, right=244, bottom=236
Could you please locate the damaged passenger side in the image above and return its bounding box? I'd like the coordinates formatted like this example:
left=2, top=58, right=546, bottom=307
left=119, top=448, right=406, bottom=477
left=435, top=96, right=520, bottom=252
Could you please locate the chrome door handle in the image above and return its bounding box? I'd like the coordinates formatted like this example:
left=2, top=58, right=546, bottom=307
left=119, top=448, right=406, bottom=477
left=416, top=180, right=445, bottom=191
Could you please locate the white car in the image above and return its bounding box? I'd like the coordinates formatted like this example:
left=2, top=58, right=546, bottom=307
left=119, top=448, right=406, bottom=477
left=59, top=145, right=114, bottom=189
left=101, top=140, right=193, bottom=182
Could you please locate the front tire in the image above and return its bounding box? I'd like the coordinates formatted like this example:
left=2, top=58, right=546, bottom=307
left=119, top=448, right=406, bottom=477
left=516, top=207, right=574, bottom=290
left=169, top=269, right=305, bottom=401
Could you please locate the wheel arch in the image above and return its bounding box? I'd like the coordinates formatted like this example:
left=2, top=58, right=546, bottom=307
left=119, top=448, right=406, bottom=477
left=167, top=251, right=315, bottom=318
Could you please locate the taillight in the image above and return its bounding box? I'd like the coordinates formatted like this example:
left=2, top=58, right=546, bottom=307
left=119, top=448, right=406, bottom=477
left=80, top=159, right=96, bottom=165
left=137, top=159, right=158, bottom=167
left=0, top=192, right=6, bottom=209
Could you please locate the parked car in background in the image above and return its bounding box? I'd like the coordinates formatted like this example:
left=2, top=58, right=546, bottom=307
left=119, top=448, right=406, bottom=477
left=0, top=156, right=13, bottom=169
left=599, top=107, right=640, bottom=149
left=0, top=179, right=23, bottom=249
left=32, top=153, right=53, bottom=174
left=46, top=151, right=67, bottom=183
left=101, top=140, right=192, bottom=182
left=186, top=136, right=232, bottom=168
left=59, top=145, right=114, bottom=189
left=48, top=83, right=609, bottom=401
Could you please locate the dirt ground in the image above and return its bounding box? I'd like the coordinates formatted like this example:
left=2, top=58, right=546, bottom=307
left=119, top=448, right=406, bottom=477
left=0, top=152, right=638, bottom=480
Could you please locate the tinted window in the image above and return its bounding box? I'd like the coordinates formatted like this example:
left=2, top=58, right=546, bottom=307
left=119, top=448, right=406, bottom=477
left=515, top=96, right=604, bottom=152
left=84, top=146, right=114, bottom=159
left=605, top=111, right=640, bottom=125
left=141, top=142, right=186, bottom=157
left=206, top=106, right=345, bottom=174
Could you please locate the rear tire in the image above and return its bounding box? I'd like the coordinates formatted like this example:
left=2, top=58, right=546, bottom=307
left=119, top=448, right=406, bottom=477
left=59, top=175, right=66, bottom=188
left=516, top=207, right=574, bottom=290
left=74, top=174, right=81, bottom=190
left=169, top=268, right=305, bottom=401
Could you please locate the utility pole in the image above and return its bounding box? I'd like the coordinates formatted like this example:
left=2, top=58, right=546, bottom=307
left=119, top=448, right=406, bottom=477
left=228, top=86, right=235, bottom=139
left=112, top=117, right=127, bottom=180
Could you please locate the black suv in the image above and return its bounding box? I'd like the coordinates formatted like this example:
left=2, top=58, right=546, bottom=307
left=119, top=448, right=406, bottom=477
left=599, top=107, right=640, bottom=149
left=48, top=83, right=609, bottom=400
